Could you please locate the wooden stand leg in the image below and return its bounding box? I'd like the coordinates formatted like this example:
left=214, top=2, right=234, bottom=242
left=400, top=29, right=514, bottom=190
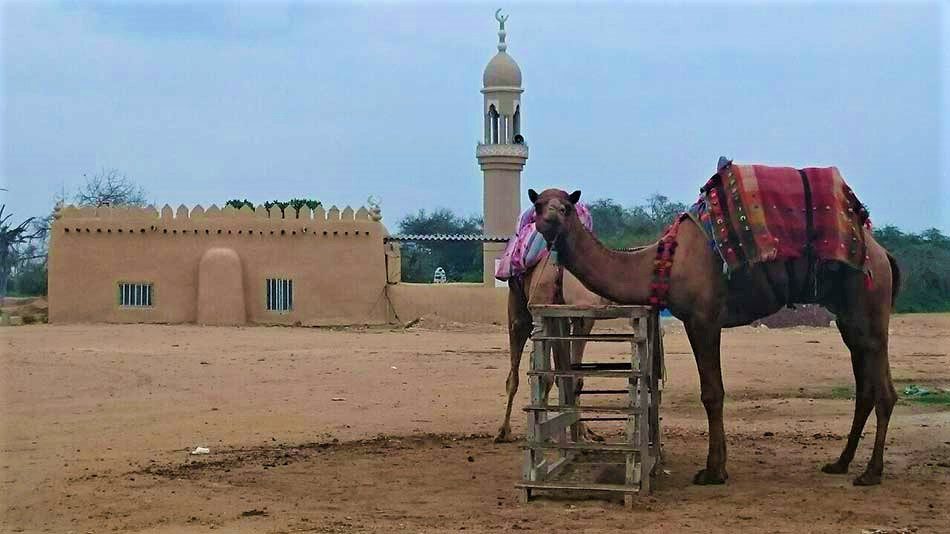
left=525, top=314, right=550, bottom=483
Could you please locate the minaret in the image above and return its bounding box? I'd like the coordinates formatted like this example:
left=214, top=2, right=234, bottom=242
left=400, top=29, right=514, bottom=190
left=478, top=9, right=528, bottom=286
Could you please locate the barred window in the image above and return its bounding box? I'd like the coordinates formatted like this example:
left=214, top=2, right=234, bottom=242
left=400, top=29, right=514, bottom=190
left=266, top=278, right=293, bottom=312
left=119, top=282, right=153, bottom=308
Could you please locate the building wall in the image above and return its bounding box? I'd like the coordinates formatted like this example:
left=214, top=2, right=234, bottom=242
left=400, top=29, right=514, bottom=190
left=386, top=283, right=507, bottom=324
left=48, top=204, right=389, bottom=325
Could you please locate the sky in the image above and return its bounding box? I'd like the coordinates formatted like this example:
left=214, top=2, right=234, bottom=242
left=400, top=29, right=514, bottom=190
left=2, top=1, right=947, bottom=233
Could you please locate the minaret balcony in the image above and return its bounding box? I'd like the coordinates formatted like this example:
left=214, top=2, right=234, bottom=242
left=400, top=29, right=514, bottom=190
left=476, top=143, right=529, bottom=159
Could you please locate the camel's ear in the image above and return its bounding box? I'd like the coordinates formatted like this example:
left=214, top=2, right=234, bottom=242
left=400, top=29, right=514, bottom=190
left=528, top=189, right=539, bottom=203
left=568, top=190, right=582, bottom=205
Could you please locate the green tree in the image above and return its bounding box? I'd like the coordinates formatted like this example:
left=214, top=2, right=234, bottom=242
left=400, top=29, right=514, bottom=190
left=0, top=205, right=43, bottom=301
left=6, top=255, right=47, bottom=296
left=587, top=194, right=687, bottom=249
left=397, top=209, right=483, bottom=283
left=646, top=194, right=688, bottom=229
left=874, top=225, right=950, bottom=312
left=225, top=198, right=322, bottom=217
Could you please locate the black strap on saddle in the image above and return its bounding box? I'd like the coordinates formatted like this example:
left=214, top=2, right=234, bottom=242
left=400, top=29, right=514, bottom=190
left=795, top=169, right=817, bottom=303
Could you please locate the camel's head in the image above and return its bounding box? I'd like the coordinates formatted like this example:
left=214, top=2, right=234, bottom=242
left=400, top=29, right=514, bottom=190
left=529, top=188, right=582, bottom=248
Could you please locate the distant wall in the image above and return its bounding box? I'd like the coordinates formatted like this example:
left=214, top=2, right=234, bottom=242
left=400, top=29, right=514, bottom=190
left=48, top=203, right=389, bottom=325
left=386, top=283, right=507, bottom=324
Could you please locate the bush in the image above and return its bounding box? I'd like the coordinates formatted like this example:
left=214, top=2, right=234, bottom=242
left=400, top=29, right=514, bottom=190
left=874, top=226, right=950, bottom=313
left=6, top=262, right=47, bottom=296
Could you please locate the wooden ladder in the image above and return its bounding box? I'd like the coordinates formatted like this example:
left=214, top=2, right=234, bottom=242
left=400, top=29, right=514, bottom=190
left=517, top=304, right=664, bottom=508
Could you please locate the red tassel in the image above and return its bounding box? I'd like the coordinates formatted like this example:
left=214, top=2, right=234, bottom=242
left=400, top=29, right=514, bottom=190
left=864, top=273, right=873, bottom=290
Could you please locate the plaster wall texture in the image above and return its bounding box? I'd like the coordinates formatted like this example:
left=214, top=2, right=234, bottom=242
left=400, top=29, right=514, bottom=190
left=478, top=151, right=526, bottom=286
left=48, top=204, right=389, bottom=326
left=481, top=165, right=523, bottom=237
left=197, top=247, right=246, bottom=326
left=386, top=283, right=507, bottom=324
left=482, top=242, right=507, bottom=290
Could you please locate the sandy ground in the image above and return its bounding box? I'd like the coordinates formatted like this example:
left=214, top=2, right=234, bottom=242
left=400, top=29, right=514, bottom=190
left=1, top=315, right=948, bottom=533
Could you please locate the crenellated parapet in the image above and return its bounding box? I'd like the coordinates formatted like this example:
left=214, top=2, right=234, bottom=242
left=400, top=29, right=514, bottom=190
left=54, top=203, right=377, bottom=221
left=51, top=202, right=386, bottom=238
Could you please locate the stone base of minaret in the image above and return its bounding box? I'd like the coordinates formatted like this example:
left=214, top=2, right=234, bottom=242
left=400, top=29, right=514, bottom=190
left=483, top=241, right=507, bottom=287
left=477, top=145, right=528, bottom=287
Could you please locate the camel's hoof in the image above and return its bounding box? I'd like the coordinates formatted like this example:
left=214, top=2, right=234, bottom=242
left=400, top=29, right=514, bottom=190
left=692, top=468, right=727, bottom=485
left=494, top=429, right=515, bottom=444
left=853, top=471, right=882, bottom=486
left=821, top=461, right=848, bottom=475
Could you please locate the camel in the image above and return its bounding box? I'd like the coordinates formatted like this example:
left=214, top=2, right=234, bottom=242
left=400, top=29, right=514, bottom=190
left=529, top=187, right=901, bottom=486
left=495, top=253, right=609, bottom=443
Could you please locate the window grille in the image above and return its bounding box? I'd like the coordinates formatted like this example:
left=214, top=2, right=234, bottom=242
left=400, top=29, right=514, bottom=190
left=118, top=282, right=153, bottom=308
left=266, top=278, right=293, bottom=312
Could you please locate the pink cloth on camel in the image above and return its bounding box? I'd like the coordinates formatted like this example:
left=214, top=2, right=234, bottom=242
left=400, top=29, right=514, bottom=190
left=494, top=202, right=592, bottom=281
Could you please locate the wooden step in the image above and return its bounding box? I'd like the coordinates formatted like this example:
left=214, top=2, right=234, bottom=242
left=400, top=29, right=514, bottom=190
left=532, top=333, right=645, bottom=343
left=523, top=441, right=644, bottom=453
left=516, top=480, right=641, bottom=494
left=523, top=405, right=642, bottom=414
left=527, top=369, right=642, bottom=378
left=528, top=304, right=653, bottom=319
left=572, top=362, right=633, bottom=370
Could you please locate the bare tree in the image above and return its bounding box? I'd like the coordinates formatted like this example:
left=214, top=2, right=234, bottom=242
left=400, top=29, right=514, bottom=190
left=75, top=168, right=147, bottom=207
left=0, top=205, right=43, bottom=303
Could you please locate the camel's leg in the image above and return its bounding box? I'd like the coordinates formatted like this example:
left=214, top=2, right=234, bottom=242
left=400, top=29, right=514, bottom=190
left=549, top=318, right=579, bottom=442
left=569, top=318, right=604, bottom=442
left=496, top=286, right=533, bottom=444
left=821, top=321, right=872, bottom=475
left=684, top=320, right=728, bottom=485
left=569, top=317, right=590, bottom=396
left=859, top=361, right=897, bottom=486
left=826, top=308, right=896, bottom=485
left=550, top=318, right=572, bottom=397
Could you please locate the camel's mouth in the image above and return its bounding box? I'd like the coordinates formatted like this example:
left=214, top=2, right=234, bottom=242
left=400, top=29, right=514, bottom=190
left=535, top=222, right=560, bottom=249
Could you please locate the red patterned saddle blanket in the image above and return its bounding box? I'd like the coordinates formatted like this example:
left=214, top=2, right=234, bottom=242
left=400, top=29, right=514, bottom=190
left=688, top=163, right=871, bottom=273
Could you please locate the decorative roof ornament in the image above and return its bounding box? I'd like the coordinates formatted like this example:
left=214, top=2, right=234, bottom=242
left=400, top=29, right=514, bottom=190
left=482, top=9, right=521, bottom=88
left=495, top=9, right=508, bottom=52
left=366, top=195, right=382, bottom=222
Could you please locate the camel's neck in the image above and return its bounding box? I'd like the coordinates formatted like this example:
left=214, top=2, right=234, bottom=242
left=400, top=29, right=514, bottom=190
left=553, top=219, right=657, bottom=305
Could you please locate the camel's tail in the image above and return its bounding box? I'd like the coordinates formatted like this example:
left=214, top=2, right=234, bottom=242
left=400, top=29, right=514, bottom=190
left=886, top=251, right=901, bottom=310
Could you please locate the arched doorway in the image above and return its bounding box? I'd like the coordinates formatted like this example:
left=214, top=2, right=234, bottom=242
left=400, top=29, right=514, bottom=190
left=197, top=247, right=246, bottom=325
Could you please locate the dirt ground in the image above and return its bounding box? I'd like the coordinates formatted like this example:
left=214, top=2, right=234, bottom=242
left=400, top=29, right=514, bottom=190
left=2, top=315, right=948, bottom=533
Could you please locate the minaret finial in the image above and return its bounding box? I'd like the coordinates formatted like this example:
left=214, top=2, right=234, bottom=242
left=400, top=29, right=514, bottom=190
left=495, top=9, right=509, bottom=52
